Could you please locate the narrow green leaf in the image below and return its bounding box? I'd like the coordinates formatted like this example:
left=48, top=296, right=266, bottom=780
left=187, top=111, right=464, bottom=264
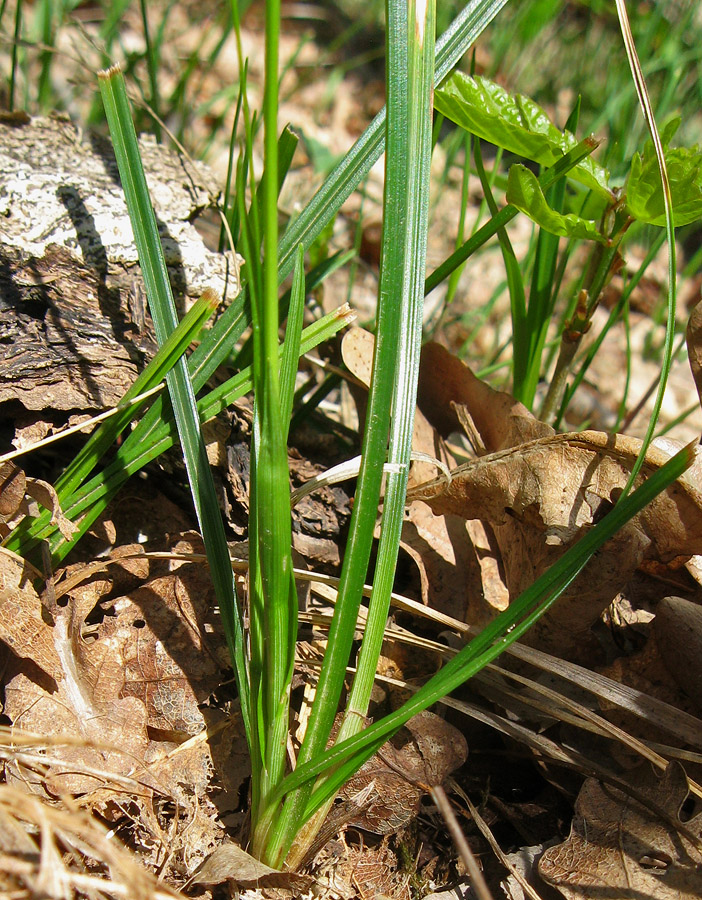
left=264, top=0, right=437, bottom=868
left=280, top=244, right=306, bottom=436
left=7, top=305, right=353, bottom=566
left=268, top=440, right=697, bottom=813
left=614, top=0, right=678, bottom=501
left=99, top=64, right=251, bottom=739
left=473, top=139, right=528, bottom=400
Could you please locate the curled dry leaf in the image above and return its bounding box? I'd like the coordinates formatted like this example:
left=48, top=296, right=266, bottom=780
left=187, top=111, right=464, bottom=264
left=0, top=461, right=77, bottom=539
left=417, top=341, right=553, bottom=452
left=189, top=842, right=314, bottom=892
left=409, top=432, right=702, bottom=661
left=0, top=463, right=25, bottom=523
left=338, top=710, right=468, bottom=834
left=540, top=762, right=702, bottom=899
left=654, top=595, right=702, bottom=711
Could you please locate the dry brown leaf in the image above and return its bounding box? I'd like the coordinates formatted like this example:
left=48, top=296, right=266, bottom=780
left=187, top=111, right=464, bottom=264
left=401, top=502, right=509, bottom=626
left=0, top=550, right=62, bottom=683
left=3, top=552, right=229, bottom=798
left=417, top=342, right=553, bottom=452
left=341, top=326, right=375, bottom=389
left=338, top=711, right=468, bottom=834
left=686, top=295, right=702, bottom=412
left=82, top=567, right=223, bottom=735
left=24, top=476, right=79, bottom=540
left=409, top=432, right=702, bottom=661
left=0, top=462, right=77, bottom=539
left=654, top=595, right=702, bottom=710
left=342, top=328, right=505, bottom=624
left=189, top=842, right=314, bottom=891
left=0, top=462, right=25, bottom=521
left=539, top=762, right=702, bottom=899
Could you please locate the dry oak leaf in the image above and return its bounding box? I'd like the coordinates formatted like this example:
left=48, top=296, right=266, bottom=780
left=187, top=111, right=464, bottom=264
left=68, top=562, right=224, bottom=736
left=0, top=549, right=62, bottom=683
left=188, top=842, right=314, bottom=892
left=539, top=762, right=702, bottom=899
left=408, top=432, right=702, bottom=661
left=2, top=557, right=225, bottom=795
left=338, top=710, right=468, bottom=834
left=2, top=567, right=150, bottom=794
left=417, top=341, right=553, bottom=452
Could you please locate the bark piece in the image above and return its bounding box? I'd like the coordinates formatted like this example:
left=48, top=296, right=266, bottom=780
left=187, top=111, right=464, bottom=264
left=0, top=115, right=240, bottom=415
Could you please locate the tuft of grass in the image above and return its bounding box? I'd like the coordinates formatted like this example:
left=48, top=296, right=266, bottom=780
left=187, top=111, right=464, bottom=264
left=4, top=0, right=701, bottom=873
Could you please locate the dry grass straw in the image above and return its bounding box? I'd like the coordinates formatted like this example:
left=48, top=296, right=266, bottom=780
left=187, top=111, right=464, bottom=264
left=0, top=727, right=185, bottom=900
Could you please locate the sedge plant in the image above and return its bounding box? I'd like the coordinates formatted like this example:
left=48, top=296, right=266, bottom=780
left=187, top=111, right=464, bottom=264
left=5, top=0, right=700, bottom=874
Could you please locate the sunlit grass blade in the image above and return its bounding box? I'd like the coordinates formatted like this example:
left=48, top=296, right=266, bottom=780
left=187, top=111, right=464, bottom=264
left=53, top=290, right=218, bottom=501
left=520, top=101, right=581, bottom=409
left=5, top=304, right=353, bottom=566
left=5, top=290, right=218, bottom=561
left=243, top=0, right=301, bottom=855
left=59, top=2, right=511, bottom=548
left=280, top=244, right=306, bottom=436
left=473, top=136, right=528, bottom=399
left=268, top=440, right=697, bottom=816
left=9, top=0, right=22, bottom=111
left=615, top=0, right=676, bottom=498
left=265, top=0, right=437, bottom=869
left=425, top=138, right=599, bottom=295
left=98, top=63, right=251, bottom=736
left=139, top=0, right=161, bottom=139
left=444, top=131, right=472, bottom=309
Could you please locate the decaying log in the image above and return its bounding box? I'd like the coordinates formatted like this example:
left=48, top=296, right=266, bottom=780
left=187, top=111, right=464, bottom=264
left=0, top=113, right=240, bottom=416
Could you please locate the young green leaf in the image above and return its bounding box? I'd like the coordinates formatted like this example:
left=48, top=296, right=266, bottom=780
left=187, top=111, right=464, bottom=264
left=625, top=121, right=702, bottom=227
left=506, top=164, right=607, bottom=242
left=435, top=72, right=611, bottom=197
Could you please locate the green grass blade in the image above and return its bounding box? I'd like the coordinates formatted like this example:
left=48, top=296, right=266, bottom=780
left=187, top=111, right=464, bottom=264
left=425, top=137, right=599, bottom=295
left=265, top=0, right=436, bottom=868
left=98, top=64, right=251, bottom=738
left=5, top=291, right=218, bottom=560
left=139, top=0, right=161, bottom=140
left=473, top=137, right=528, bottom=399
left=9, top=0, right=21, bottom=112
left=276, top=0, right=511, bottom=283
left=246, top=0, right=299, bottom=845
left=520, top=99, right=578, bottom=409
left=6, top=302, right=352, bottom=567
left=269, top=440, right=697, bottom=814
left=53, top=291, right=218, bottom=501
left=279, top=244, right=306, bottom=436
left=555, top=231, right=666, bottom=429
left=615, top=0, right=677, bottom=499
